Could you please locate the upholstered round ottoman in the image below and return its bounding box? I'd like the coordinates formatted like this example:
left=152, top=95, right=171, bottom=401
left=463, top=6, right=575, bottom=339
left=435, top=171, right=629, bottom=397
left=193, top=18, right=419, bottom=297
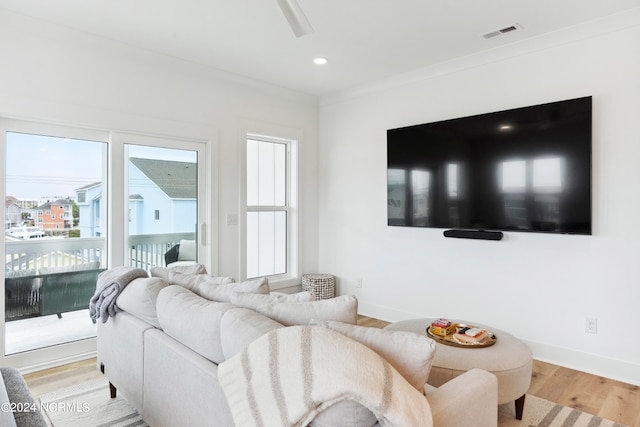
left=385, top=318, right=532, bottom=420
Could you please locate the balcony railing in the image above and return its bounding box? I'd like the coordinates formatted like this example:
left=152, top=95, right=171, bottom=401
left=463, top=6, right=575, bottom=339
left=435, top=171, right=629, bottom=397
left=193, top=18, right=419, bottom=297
left=5, top=232, right=197, bottom=273
left=127, top=232, right=196, bottom=270
left=5, top=237, right=105, bottom=272
left=4, top=233, right=196, bottom=323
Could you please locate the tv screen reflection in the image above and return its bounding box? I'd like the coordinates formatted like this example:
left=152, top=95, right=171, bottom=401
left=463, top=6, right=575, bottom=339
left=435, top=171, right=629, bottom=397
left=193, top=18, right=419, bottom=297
left=387, top=97, right=592, bottom=235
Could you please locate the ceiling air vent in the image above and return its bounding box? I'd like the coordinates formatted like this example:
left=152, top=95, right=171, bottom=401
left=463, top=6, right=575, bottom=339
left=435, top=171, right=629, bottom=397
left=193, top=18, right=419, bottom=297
left=482, top=23, right=522, bottom=39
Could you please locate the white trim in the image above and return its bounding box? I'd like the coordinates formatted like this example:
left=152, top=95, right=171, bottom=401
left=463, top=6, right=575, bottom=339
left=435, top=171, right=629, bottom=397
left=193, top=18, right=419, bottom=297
left=525, top=339, right=640, bottom=387
left=17, top=350, right=97, bottom=375
left=111, top=132, right=210, bottom=270
left=239, top=120, right=302, bottom=284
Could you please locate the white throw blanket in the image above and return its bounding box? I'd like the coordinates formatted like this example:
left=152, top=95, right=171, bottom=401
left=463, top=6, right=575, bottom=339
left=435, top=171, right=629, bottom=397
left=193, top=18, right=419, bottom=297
left=218, top=325, right=433, bottom=427
left=89, top=266, right=148, bottom=323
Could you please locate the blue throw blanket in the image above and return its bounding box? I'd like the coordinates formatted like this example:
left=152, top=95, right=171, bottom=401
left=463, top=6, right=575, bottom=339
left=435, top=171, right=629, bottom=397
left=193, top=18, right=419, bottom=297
left=89, top=266, right=148, bottom=323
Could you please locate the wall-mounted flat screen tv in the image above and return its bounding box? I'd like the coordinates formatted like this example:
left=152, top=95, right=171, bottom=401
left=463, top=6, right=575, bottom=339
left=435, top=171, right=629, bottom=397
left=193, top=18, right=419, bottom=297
left=387, top=96, right=592, bottom=235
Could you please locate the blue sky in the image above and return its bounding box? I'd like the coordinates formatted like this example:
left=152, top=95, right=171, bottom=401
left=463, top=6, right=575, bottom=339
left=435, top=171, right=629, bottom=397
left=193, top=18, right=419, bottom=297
left=6, top=132, right=196, bottom=200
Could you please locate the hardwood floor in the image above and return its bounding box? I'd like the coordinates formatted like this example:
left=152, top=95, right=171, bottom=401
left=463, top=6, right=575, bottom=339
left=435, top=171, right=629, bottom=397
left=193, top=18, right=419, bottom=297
left=23, top=358, right=102, bottom=400
left=357, top=315, right=640, bottom=427
left=23, top=315, right=640, bottom=426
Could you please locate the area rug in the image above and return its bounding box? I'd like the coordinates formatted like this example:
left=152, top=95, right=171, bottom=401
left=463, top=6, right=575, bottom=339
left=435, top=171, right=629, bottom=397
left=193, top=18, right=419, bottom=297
left=38, top=380, right=627, bottom=427
left=39, top=378, right=147, bottom=427
left=498, top=394, right=628, bottom=427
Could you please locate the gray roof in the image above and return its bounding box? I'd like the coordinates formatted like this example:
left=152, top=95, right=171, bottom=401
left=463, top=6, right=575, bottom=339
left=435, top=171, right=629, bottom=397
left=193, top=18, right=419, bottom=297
left=37, top=199, right=71, bottom=209
left=130, top=157, right=196, bottom=199
left=75, top=182, right=101, bottom=191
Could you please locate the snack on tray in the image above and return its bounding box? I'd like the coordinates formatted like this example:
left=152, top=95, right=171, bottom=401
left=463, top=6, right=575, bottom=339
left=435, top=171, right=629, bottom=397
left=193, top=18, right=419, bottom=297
left=429, top=318, right=455, bottom=337
left=453, top=326, right=490, bottom=344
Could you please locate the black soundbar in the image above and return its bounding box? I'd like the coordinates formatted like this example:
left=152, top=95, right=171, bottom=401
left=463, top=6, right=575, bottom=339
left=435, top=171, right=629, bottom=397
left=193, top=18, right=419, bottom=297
left=443, top=229, right=504, bottom=241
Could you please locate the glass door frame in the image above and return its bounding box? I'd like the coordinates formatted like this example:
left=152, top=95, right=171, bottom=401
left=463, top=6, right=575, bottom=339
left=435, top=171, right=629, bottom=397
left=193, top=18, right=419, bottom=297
left=110, top=132, right=210, bottom=271
left=0, top=118, right=109, bottom=370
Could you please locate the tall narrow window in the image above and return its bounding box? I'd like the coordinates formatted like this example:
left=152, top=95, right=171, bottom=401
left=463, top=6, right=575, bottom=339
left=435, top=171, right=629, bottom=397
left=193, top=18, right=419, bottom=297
left=246, top=137, right=289, bottom=278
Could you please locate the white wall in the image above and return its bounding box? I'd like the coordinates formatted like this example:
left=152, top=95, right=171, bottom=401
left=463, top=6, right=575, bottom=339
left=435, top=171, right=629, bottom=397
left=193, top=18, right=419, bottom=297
left=319, top=10, right=640, bottom=385
left=0, top=10, right=320, bottom=282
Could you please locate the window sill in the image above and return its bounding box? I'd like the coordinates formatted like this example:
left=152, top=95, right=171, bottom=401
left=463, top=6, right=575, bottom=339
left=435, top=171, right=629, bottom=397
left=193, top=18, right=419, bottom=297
left=267, top=276, right=301, bottom=291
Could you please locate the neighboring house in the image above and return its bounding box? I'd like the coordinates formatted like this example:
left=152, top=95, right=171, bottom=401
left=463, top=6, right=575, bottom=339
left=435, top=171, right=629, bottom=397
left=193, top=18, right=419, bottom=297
left=128, top=157, right=197, bottom=236
left=76, top=182, right=103, bottom=238
left=4, top=197, right=22, bottom=229
left=76, top=158, right=196, bottom=237
left=33, top=199, right=72, bottom=231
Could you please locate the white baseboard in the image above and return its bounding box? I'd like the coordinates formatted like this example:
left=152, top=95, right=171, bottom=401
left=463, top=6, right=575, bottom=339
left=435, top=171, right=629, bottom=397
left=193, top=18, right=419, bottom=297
left=18, top=351, right=97, bottom=375
left=524, top=340, right=640, bottom=387
left=358, top=300, right=640, bottom=387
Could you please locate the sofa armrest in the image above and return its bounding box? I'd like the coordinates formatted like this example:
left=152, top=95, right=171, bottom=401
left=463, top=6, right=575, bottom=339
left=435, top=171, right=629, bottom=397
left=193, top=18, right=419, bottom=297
left=425, top=368, right=498, bottom=427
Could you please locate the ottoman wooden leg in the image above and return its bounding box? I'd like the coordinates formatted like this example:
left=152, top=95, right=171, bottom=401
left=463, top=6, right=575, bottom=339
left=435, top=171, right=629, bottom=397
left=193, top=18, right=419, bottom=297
left=515, top=394, right=526, bottom=420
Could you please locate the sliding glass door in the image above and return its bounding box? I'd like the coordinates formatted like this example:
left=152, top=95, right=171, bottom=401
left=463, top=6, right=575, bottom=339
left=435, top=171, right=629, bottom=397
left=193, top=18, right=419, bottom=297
left=2, top=122, right=107, bottom=356
left=1, top=122, right=209, bottom=369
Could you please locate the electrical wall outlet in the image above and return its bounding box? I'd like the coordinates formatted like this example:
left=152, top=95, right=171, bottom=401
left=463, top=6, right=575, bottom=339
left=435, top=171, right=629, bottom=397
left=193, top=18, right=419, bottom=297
left=585, top=317, right=598, bottom=334
left=356, top=278, right=363, bottom=289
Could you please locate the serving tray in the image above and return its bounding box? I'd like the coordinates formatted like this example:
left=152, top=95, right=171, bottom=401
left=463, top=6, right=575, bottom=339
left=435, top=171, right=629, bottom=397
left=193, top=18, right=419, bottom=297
left=426, top=323, right=497, bottom=348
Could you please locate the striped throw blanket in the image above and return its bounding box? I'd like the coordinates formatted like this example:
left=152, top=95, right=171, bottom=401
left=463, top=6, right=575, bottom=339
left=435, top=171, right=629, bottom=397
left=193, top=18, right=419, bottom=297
left=218, top=325, right=433, bottom=427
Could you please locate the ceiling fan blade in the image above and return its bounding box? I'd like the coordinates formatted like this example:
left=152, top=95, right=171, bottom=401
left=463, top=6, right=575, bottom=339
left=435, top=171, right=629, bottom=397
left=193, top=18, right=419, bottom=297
left=276, top=0, right=314, bottom=38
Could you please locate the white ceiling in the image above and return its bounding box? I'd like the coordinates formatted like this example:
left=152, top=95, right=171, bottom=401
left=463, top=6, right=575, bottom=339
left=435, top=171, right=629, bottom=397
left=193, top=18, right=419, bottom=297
left=1, top=0, right=639, bottom=96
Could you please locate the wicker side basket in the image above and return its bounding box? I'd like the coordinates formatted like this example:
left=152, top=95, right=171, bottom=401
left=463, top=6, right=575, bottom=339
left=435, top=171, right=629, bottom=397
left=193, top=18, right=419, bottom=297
left=301, top=274, right=336, bottom=300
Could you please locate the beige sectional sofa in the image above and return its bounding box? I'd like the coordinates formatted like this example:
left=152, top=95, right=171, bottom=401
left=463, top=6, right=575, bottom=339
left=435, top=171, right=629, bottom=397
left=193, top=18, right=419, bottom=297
left=96, top=266, right=499, bottom=427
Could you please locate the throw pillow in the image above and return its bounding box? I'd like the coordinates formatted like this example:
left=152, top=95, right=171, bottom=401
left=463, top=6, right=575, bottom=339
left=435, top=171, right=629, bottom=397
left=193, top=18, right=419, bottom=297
left=312, top=320, right=436, bottom=391
left=255, top=295, right=358, bottom=326
left=229, top=291, right=315, bottom=310
left=166, top=271, right=266, bottom=302
left=198, top=277, right=270, bottom=302
left=115, top=277, right=169, bottom=328
left=166, top=270, right=234, bottom=292
left=150, top=263, right=208, bottom=280
left=177, top=239, right=197, bottom=261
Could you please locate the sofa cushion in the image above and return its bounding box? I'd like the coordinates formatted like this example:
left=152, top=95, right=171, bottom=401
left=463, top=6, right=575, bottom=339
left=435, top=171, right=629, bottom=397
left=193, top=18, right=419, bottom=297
left=255, top=295, right=358, bottom=326
left=312, top=320, right=436, bottom=391
left=229, top=290, right=315, bottom=310
left=156, top=285, right=237, bottom=364
left=115, top=277, right=169, bottom=328
left=219, top=307, right=284, bottom=360
left=150, top=264, right=208, bottom=280
left=310, top=401, right=379, bottom=427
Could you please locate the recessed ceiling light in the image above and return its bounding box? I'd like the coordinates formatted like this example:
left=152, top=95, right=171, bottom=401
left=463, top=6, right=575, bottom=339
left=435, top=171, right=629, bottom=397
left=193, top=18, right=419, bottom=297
left=499, top=124, right=513, bottom=131
left=313, top=57, right=328, bottom=65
